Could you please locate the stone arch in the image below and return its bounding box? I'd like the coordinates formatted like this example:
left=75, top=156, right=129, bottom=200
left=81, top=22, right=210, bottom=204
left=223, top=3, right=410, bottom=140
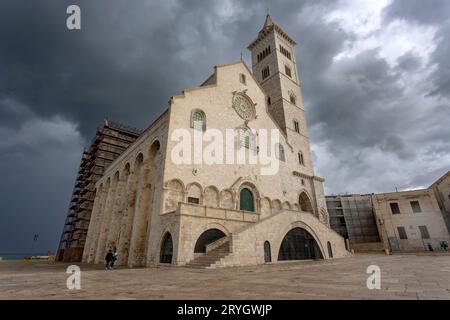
left=238, top=182, right=260, bottom=212
left=260, top=197, right=272, bottom=218
left=282, top=201, right=292, bottom=211
left=292, top=203, right=300, bottom=212
left=191, top=109, right=206, bottom=132
left=160, top=232, right=173, bottom=264
left=278, top=227, right=324, bottom=261
left=194, top=229, right=227, bottom=253
left=149, top=139, right=161, bottom=158
left=204, top=186, right=219, bottom=207
left=186, top=182, right=203, bottom=205
left=133, top=152, right=144, bottom=169
left=276, top=221, right=325, bottom=262
left=165, top=179, right=185, bottom=212
left=219, top=189, right=234, bottom=209
left=299, top=191, right=314, bottom=214
left=123, top=162, right=131, bottom=176
left=271, top=199, right=282, bottom=214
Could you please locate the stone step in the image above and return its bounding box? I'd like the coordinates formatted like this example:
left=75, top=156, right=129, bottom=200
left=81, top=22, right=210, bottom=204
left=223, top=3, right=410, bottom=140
left=184, top=241, right=230, bottom=269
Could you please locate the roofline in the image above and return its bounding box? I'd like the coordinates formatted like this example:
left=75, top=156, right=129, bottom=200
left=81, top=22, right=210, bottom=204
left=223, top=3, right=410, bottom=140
left=430, top=170, right=450, bottom=188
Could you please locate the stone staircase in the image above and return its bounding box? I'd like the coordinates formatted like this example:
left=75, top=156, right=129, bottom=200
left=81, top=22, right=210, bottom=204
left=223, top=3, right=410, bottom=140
left=184, top=242, right=230, bottom=269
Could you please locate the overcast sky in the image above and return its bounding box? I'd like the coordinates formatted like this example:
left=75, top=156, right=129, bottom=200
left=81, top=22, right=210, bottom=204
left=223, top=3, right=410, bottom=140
left=1, top=0, right=449, bottom=254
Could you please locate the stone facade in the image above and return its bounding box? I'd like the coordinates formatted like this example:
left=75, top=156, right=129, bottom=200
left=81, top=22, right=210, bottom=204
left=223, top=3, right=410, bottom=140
left=431, top=171, right=450, bottom=234
left=82, top=16, right=350, bottom=268
left=372, top=189, right=450, bottom=252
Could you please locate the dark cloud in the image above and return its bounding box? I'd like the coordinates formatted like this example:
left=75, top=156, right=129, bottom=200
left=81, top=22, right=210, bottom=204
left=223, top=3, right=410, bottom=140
left=0, top=0, right=449, bottom=253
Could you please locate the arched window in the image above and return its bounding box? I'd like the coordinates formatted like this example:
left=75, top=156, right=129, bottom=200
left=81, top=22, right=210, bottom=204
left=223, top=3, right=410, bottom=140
left=240, top=188, right=255, bottom=212
left=327, top=241, right=333, bottom=258
left=238, top=126, right=256, bottom=151
left=267, top=96, right=271, bottom=105
left=275, top=143, right=285, bottom=162
left=290, top=94, right=296, bottom=105
left=191, top=110, right=206, bottom=132
left=264, top=241, right=272, bottom=263
left=293, top=120, right=300, bottom=133
left=239, top=73, right=246, bottom=85
left=298, top=152, right=304, bottom=166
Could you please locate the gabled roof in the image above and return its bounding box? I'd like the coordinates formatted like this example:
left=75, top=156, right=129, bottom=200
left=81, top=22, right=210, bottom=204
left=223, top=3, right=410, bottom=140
left=247, top=15, right=297, bottom=50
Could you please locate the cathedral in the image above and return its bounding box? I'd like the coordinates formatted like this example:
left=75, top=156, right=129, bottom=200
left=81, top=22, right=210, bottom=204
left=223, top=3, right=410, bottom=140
left=82, top=15, right=350, bottom=268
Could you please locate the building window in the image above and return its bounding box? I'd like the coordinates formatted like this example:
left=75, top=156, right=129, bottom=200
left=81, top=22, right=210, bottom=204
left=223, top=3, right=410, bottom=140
left=301, top=179, right=305, bottom=186
left=187, top=197, right=199, bottom=204
left=240, top=188, right=255, bottom=212
left=410, top=201, right=422, bottom=213
left=397, top=226, right=407, bottom=240
left=290, top=94, right=296, bottom=105
left=238, top=126, right=256, bottom=151
left=262, top=66, right=270, bottom=80
left=267, top=96, right=271, bottom=105
left=298, top=152, right=304, bottom=166
left=239, top=73, right=246, bottom=85
left=285, top=65, right=292, bottom=78
left=419, top=226, right=430, bottom=239
left=275, top=143, right=285, bottom=162
left=390, top=203, right=401, bottom=214
left=294, top=120, right=300, bottom=133
left=339, top=217, right=346, bottom=227
left=191, top=110, right=206, bottom=132
left=279, top=45, right=292, bottom=60
left=264, top=241, right=271, bottom=263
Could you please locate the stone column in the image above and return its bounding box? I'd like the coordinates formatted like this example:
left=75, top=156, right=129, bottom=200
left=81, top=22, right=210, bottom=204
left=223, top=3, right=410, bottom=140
left=116, top=168, right=138, bottom=265
left=105, top=172, right=126, bottom=253
left=86, top=184, right=108, bottom=263
left=82, top=186, right=102, bottom=262
left=128, top=161, right=154, bottom=267
left=94, top=178, right=117, bottom=263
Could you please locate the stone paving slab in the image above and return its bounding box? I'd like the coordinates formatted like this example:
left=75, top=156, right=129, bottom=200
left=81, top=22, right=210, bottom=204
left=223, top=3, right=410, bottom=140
left=0, top=254, right=450, bottom=300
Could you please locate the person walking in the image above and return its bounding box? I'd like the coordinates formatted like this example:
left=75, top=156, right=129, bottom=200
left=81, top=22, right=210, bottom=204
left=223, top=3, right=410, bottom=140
left=110, top=247, right=118, bottom=269
left=105, top=249, right=114, bottom=270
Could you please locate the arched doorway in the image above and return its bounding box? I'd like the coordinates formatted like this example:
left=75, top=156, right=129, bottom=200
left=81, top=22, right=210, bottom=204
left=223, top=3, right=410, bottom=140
left=299, top=192, right=314, bottom=213
left=194, top=229, right=227, bottom=253
left=264, top=241, right=272, bottom=263
left=278, top=228, right=323, bottom=261
left=160, top=232, right=173, bottom=264
left=240, top=188, right=255, bottom=212
left=327, top=241, right=333, bottom=258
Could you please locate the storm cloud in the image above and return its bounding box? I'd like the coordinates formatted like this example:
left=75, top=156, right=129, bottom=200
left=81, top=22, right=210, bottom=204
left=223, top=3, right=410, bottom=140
left=0, top=0, right=449, bottom=254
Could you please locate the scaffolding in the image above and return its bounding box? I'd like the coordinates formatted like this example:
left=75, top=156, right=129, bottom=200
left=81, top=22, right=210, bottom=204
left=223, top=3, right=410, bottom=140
left=327, top=194, right=381, bottom=244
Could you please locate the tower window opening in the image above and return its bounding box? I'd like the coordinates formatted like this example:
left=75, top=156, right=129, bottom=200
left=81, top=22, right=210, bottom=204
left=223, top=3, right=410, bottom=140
left=294, top=120, right=300, bottom=133
left=285, top=65, right=292, bottom=78
left=298, top=152, right=304, bottom=166
left=262, top=66, right=270, bottom=80
left=290, top=94, right=296, bottom=105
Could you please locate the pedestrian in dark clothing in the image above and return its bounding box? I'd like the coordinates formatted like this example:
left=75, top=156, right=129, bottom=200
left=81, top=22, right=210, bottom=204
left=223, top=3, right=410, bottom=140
left=110, top=247, right=118, bottom=269
left=105, top=249, right=114, bottom=270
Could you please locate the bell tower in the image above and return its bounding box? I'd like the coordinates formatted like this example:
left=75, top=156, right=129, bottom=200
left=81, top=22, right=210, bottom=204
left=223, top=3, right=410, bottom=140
left=248, top=15, right=314, bottom=176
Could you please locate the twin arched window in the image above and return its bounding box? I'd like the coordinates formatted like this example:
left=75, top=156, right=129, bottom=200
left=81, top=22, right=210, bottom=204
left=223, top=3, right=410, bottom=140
left=298, top=152, right=304, bottom=166
left=275, top=143, right=285, bottom=162
left=191, top=110, right=206, bottom=132
left=238, top=126, right=256, bottom=151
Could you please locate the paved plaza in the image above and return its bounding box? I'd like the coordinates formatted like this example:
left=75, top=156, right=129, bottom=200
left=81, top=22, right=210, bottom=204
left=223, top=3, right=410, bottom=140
left=1, top=254, right=450, bottom=300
